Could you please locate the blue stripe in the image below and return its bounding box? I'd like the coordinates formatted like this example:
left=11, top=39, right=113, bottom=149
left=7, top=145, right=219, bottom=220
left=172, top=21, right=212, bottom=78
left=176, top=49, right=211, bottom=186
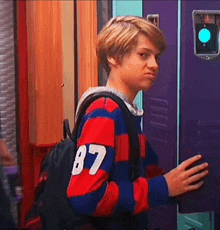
left=111, top=162, right=130, bottom=182
left=115, top=181, right=136, bottom=213
left=111, top=162, right=137, bottom=213
left=87, top=109, right=118, bottom=120
left=68, top=183, right=107, bottom=215
left=115, top=109, right=127, bottom=135
left=149, top=176, right=169, bottom=208
left=143, top=143, right=159, bottom=166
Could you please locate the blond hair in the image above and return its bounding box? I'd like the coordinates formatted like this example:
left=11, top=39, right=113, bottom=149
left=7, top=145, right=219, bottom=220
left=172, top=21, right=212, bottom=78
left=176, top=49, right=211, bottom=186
left=97, top=15, right=166, bottom=75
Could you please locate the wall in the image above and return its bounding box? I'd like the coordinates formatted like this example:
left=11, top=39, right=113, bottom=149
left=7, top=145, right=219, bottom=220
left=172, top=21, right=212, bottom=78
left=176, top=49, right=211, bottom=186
left=62, top=1, right=75, bottom=130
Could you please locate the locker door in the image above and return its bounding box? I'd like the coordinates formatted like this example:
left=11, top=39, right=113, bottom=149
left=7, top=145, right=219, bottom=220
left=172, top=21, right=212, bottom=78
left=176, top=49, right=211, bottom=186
left=179, top=0, right=220, bottom=214
left=143, top=1, right=178, bottom=229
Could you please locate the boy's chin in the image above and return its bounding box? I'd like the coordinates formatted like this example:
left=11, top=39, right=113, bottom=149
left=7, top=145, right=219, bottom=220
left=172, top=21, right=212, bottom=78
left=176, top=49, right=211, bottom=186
left=141, top=84, right=154, bottom=92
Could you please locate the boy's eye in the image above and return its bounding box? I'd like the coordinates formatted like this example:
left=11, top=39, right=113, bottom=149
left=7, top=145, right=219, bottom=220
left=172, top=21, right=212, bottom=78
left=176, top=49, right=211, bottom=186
left=139, top=53, right=161, bottom=63
left=139, top=53, right=149, bottom=58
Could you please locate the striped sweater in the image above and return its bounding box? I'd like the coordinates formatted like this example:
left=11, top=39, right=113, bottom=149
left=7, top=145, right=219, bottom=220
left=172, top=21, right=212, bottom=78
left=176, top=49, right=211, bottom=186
left=67, top=87, right=170, bottom=217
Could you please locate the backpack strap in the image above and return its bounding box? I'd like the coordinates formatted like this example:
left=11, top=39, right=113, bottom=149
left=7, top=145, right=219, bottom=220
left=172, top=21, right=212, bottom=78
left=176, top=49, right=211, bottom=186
left=63, top=119, right=71, bottom=139
left=70, top=92, right=141, bottom=182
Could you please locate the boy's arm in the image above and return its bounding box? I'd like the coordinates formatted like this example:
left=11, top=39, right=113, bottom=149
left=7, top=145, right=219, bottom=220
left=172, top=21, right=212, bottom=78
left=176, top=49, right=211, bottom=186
left=145, top=143, right=166, bottom=179
left=144, top=142, right=179, bottom=206
left=67, top=98, right=120, bottom=216
left=67, top=98, right=170, bottom=216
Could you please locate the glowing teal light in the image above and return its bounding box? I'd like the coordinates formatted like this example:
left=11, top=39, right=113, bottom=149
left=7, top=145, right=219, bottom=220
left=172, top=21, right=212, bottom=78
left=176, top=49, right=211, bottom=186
left=198, top=28, right=211, bottom=43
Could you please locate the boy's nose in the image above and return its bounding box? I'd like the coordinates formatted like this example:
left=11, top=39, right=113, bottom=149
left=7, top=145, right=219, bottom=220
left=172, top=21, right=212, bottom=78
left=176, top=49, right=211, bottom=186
left=147, top=55, right=159, bottom=70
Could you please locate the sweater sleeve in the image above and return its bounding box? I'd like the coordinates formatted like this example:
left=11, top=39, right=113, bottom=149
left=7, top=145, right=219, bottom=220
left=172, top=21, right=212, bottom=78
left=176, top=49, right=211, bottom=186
left=67, top=97, right=170, bottom=216
left=144, top=143, right=166, bottom=179
left=143, top=142, right=170, bottom=207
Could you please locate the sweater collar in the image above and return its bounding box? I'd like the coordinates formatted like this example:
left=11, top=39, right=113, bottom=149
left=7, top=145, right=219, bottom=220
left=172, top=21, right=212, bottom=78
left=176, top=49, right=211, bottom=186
left=75, top=87, right=144, bottom=120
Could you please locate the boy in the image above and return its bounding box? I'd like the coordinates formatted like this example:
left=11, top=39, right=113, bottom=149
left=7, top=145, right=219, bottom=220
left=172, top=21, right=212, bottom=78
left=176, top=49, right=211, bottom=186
left=67, top=16, right=209, bottom=229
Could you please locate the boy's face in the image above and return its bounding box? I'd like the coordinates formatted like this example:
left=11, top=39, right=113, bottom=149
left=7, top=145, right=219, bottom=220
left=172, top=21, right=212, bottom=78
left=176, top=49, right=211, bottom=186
left=111, top=33, right=161, bottom=95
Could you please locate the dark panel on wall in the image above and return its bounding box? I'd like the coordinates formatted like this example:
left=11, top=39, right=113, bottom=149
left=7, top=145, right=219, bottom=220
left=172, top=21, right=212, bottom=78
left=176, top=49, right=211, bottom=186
left=143, top=1, right=178, bottom=230
left=179, top=0, right=220, bottom=214
left=97, top=0, right=112, bottom=86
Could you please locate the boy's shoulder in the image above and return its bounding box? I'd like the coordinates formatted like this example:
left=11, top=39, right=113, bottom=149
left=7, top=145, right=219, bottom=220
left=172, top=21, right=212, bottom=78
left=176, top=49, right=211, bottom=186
left=76, top=86, right=143, bottom=120
left=85, top=96, right=120, bottom=116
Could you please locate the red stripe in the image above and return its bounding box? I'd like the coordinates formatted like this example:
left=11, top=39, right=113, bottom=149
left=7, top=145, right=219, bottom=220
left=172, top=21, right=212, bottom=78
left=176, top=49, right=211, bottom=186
left=105, top=98, right=119, bottom=113
left=25, top=216, right=43, bottom=229
left=86, top=98, right=105, bottom=115
left=86, top=97, right=119, bottom=116
left=146, top=165, right=166, bottom=179
left=139, top=134, right=146, bottom=158
left=78, top=117, right=115, bottom=147
left=133, top=177, right=150, bottom=215
left=67, top=169, right=109, bottom=197
left=115, top=134, right=130, bottom=162
left=93, top=181, right=120, bottom=216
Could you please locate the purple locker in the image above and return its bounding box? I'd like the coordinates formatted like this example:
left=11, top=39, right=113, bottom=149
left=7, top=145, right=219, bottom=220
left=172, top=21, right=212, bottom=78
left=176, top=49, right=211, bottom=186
left=143, top=1, right=178, bottom=229
left=179, top=0, right=220, bottom=214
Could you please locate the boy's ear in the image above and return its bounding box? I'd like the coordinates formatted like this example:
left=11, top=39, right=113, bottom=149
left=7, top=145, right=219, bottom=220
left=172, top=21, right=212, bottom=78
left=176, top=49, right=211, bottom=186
left=107, top=56, right=118, bottom=67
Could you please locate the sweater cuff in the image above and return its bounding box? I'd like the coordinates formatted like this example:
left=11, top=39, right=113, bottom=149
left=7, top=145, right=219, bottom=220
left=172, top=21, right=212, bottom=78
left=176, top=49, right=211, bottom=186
left=148, top=176, right=170, bottom=208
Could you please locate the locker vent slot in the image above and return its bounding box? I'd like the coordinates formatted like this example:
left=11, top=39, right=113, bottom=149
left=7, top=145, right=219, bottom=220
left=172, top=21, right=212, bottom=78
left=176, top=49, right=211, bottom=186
left=147, top=97, right=169, bottom=143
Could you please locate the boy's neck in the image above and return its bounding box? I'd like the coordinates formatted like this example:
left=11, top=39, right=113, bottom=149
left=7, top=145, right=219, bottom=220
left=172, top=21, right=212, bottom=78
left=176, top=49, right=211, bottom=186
left=106, top=77, right=137, bottom=105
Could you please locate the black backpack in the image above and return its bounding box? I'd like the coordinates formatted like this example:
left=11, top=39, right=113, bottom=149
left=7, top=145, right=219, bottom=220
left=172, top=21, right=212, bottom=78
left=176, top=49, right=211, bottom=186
left=25, top=92, right=141, bottom=230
